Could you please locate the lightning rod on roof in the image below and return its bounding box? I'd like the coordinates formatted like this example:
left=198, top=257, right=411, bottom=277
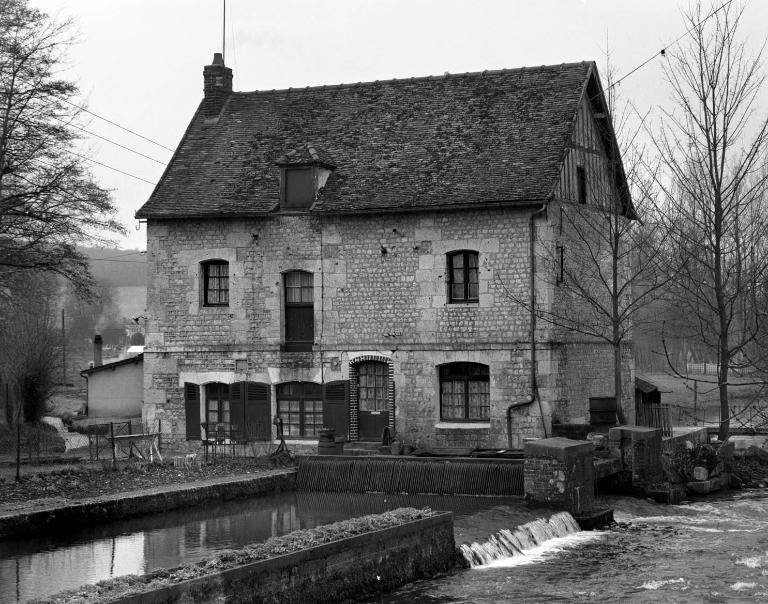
left=222, top=0, right=226, bottom=63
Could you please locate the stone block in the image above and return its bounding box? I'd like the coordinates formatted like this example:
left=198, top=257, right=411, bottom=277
left=524, top=437, right=593, bottom=461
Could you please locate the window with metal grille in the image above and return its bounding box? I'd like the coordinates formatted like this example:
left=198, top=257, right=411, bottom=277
left=358, top=362, right=389, bottom=412
left=277, top=381, right=323, bottom=437
left=439, top=363, right=490, bottom=420
left=202, top=260, right=229, bottom=306
left=284, top=271, right=313, bottom=351
left=447, top=250, right=479, bottom=303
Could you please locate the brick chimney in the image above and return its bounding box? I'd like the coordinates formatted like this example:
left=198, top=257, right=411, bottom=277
left=93, top=334, right=103, bottom=367
left=202, top=53, right=233, bottom=117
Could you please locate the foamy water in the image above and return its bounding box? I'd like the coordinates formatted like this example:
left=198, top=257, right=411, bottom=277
left=479, top=532, right=603, bottom=568
left=365, top=488, right=768, bottom=604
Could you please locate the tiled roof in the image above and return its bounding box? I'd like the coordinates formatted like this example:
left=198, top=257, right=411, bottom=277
left=80, top=353, right=143, bottom=376
left=136, top=62, right=595, bottom=219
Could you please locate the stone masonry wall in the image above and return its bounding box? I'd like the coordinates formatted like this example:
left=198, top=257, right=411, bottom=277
left=144, top=206, right=628, bottom=449
left=524, top=437, right=595, bottom=512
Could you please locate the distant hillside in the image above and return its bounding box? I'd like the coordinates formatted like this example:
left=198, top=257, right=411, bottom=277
left=81, top=247, right=146, bottom=287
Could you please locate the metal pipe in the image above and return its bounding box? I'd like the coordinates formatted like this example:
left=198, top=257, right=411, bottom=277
left=507, top=203, right=549, bottom=447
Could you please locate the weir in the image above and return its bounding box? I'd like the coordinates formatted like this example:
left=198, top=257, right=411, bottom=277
left=296, top=455, right=525, bottom=496
left=459, top=511, right=582, bottom=567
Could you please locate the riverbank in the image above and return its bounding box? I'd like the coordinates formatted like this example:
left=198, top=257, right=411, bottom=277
left=0, top=457, right=292, bottom=510
left=0, top=466, right=296, bottom=540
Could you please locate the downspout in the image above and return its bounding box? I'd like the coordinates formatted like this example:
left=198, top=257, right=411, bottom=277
left=507, top=203, right=549, bottom=446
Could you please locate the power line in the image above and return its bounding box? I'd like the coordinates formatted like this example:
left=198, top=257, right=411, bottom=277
left=608, top=0, right=735, bottom=92
left=94, top=251, right=147, bottom=261
left=61, top=119, right=168, bottom=166
left=67, top=150, right=157, bottom=185
left=58, top=97, right=176, bottom=153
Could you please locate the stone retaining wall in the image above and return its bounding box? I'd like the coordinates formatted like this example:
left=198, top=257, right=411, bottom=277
left=104, top=512, right=455, bottom=604
left=0, top=470, right=296, bottom=541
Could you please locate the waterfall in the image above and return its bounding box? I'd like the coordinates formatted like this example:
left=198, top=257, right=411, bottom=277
left=459, top=511, right=582, bottom=567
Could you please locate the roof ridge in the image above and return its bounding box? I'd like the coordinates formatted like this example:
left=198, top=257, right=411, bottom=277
left=234, top=61, right=593, bottom=96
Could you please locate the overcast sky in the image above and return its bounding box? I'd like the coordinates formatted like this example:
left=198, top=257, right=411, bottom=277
left=35, top=0, right=768, bottom=251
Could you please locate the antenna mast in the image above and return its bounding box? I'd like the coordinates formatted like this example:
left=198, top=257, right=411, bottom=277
left=222, top=0, right=226, bottom=63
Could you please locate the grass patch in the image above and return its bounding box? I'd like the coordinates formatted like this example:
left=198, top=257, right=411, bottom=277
left=41, top=507, right=436, bottom=603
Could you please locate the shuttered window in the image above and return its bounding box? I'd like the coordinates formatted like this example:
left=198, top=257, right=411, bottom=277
left=230, top=382, right=271, bottom=441
left=205, top=382, right=230, bottom=427
left=184, top=383, right=201, bottom=440
left=323, top=380, right=349, bottom=439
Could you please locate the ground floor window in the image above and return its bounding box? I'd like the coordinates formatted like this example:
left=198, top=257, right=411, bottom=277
left=440, top=363, right=490, bottom=420
left=205, top=382, right=231, bottom=426
left=277, top=381, right=323, bottom=437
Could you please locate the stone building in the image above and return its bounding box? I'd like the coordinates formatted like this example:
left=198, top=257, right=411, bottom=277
left=135, top=54, right=634, bottom=451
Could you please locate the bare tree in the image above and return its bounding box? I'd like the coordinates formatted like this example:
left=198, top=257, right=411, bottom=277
left=0, top=0, right=124, bottom=298
left=0, top=272, right=61, bottom=424
left=652, top=1, right=768, bottom=440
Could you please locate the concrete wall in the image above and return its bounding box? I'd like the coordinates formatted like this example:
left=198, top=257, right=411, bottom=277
left=111, top=513, right=455, bottom=604
left=144, top=206, right=627, bottom=450
left=87, top=361, right=143, bottom=418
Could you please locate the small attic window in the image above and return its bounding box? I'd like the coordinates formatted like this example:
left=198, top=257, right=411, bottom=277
left=283, top=168, right=314, bottom=209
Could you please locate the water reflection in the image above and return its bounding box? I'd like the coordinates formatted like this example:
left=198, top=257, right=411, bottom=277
left=0, top=491, right=531, bottom=603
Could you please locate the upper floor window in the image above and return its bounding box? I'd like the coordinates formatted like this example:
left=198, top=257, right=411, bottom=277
left=202, top=260, right=229, bottom=306
left=440, top=362, right=490, bottom=420
left=284, top=271, right=313, bottom=351
left=447, top=250, right=479, bottom=303
left=577, top=166, right=587, bottom=204
left=283, top=167, right=314, bottom=209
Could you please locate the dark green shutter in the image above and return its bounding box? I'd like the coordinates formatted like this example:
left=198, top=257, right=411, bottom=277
left=245, top=382, right=271, bottom=440
left=230, top=382, right=244, bottom=440
left=184, top=383, right=200, bottom=440
left=323, top=380, right=349, bottom=439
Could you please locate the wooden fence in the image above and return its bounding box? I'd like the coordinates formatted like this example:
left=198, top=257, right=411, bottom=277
left=636, top=402, right=672, bottom=437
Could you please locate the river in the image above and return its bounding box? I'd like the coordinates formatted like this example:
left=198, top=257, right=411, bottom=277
left=2, top=489, right=768, bottom=603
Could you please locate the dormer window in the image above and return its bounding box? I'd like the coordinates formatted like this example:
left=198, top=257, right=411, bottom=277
left=283, top=167, right=314, bottom=209
left=276, top=143, right=335, bottom=212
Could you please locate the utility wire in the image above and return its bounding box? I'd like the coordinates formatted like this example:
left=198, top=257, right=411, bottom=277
left=88, top=258, right=146, bottom=263
left=58, top=96, right=176, bottom=153
left=94, top=251, right=147, bottom=261
left=608, top=0, right=735, bottom=92
left=67, top=150, right=157, bottom=185
left=61, top=119, right=168, bottom=166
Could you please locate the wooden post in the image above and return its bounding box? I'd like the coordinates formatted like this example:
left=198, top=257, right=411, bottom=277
left=110, top=422, right=116, bottom=469
left=15, top=412, right=21, bottom=482
left=158, top=418, right=162, bottom=452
